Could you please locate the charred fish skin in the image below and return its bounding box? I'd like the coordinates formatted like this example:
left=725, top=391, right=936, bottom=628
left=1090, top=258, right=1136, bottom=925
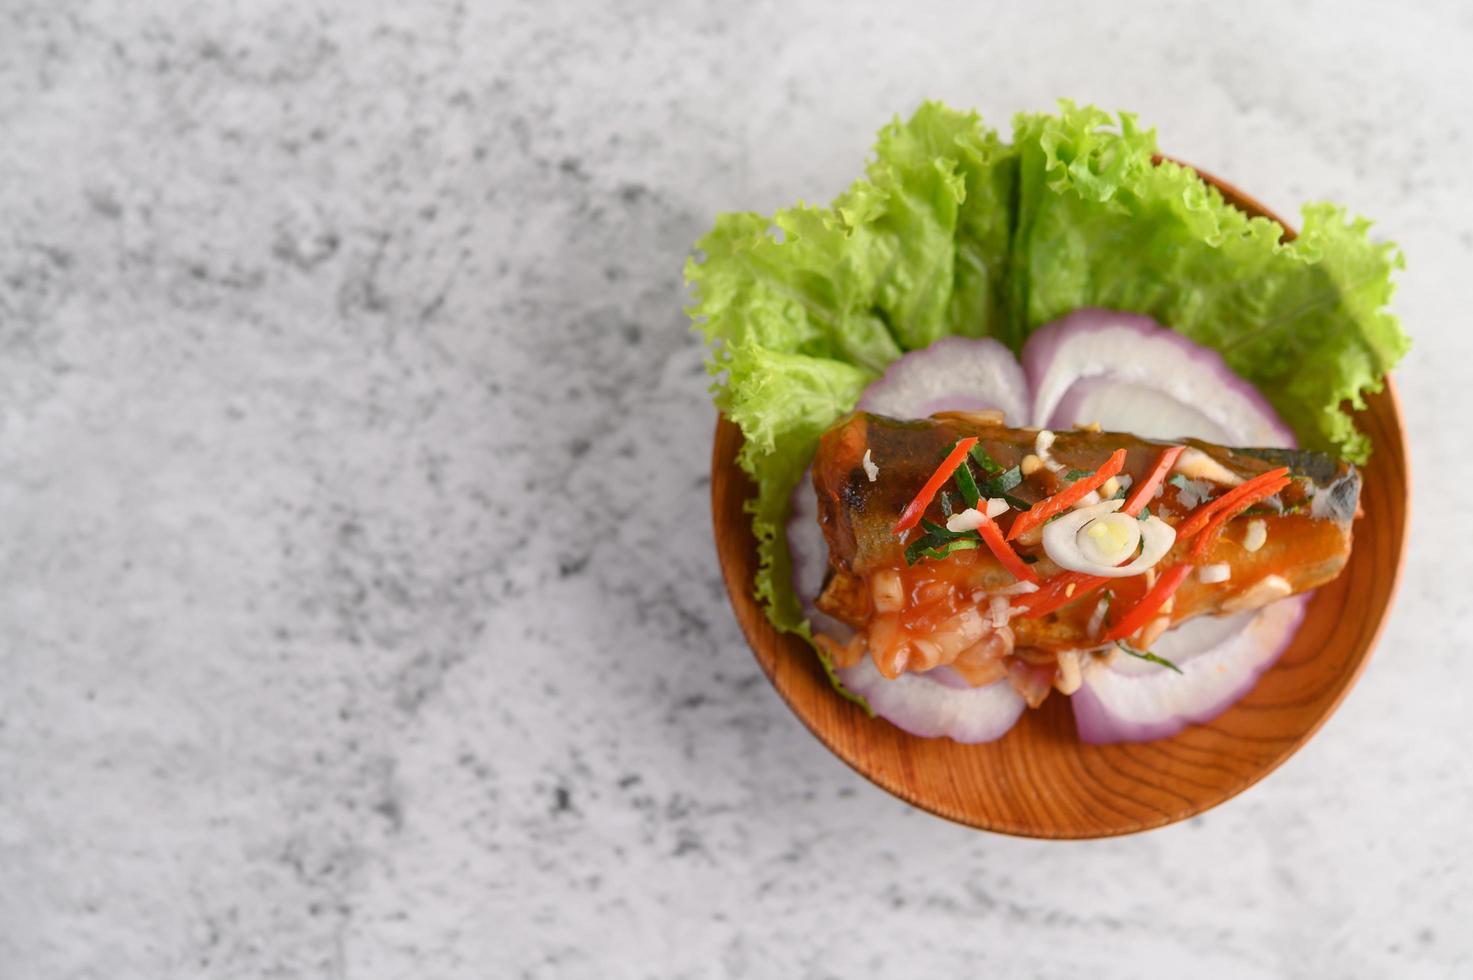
left=1234, top=445, right=1362, bottom=525
left=816, top=413, right=1359, bottom=577
left=812, top=412, right=1360, bottom=648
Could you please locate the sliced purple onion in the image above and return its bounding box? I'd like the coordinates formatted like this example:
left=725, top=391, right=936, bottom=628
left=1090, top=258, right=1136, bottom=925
left=1049, top=376, right=1234, bottom=443
left=1070, top=596, right=1309, bottom=744
left=1022, top=309, right=1296, bottom=447
left=858, top=336, right=1030, bottom=423
left=784, top=312, right=1308, bottom=745
left=1110, top=606, right=1253, bottom=674
left=837, top=658, right=1026, bottom=743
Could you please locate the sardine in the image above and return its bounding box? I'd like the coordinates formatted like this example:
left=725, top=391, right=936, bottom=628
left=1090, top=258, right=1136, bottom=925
left=812, top=412, right=1358, bottom=665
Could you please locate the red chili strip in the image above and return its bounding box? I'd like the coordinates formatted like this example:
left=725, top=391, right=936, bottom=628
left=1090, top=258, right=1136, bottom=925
left=974, top=512, right=1039, bottom=584
left=1016, top=571, right=1109, bottom=619
left=892, top=437, right=980, bottom=535
left=1174, top=466, right=1290, bottom=541
left=1102, top=563, right=1194, bottom=643
left=1006, top=449, right=1127, bottom=542
left=1188, top=477, right=1291, bottom=561
left=1122, top=445, right=1186, bottom=517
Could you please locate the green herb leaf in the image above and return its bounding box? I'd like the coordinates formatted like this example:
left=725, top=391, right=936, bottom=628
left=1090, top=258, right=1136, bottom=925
left=920, top=539, right=982, bottom=562
left=1116, top=641, right=1183, bottom=674
left=1168, top=474, right=1189, bottom=489
left=979, top=465, right=1023, bottom=498
left=1001, top=492, right=1033, bottom=511
left=905, top=534, right=980, bottom=565
left=920, top=517, right=974, bottom=541
left=1244, top=503, right=1299, bottom=516
left=904, top=533, right=943, bottom=565
left=969, top=445, right=1003, bottom=475
left=1137, top=505, right=1151, bottom=520
left=953, top=459, right=982, bottom=507
left=1064, top=468, right=1093, bottom=481
left=940, top=490, right=954, bottom=518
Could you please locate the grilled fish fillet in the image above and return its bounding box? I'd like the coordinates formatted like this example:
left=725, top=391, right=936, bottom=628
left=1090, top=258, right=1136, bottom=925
left=813, top=412, right=1358, bottom=656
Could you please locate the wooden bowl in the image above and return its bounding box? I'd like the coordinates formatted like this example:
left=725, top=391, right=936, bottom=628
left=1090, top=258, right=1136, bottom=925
left=709, top=161, right=1409, bottom=838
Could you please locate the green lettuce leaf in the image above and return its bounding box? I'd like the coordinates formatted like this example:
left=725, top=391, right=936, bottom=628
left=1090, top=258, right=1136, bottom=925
left=686, top=103, right=1020, bottom=655
left=1010, top=102, right=1408, bottom=461
left=688, top=99, right=1406, bottom=652
left=720, top=345, right=873, bottom=629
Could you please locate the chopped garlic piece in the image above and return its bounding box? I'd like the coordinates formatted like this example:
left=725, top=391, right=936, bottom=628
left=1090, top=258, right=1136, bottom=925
left=862, top=449, right=879, bottom=483
left=1199, top=563, right=1232, bottom=584
left=1054, top=650, right=1083, bottom=695
left=946, top=508, right=986, bottom=533
left=1173, top=447, right=1244, bottom=486
left=1085, top=596, right=1110, bottom=639
left=1139, top=614, right=1172, bottom=649
left=1034, top=429, right=1066, bottom=473
left=872, top=569, right=904, bottom=612
left=1242, top=519, right=1267, bottom=553
left=984, top=497, right=1010, bottom=519
left=988, top=596, right=1011, bottom=629
left=1020, top=454, right=1043, bottom=476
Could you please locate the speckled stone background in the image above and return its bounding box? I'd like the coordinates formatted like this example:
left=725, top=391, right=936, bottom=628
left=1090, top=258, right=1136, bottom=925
left=0, top=1, right=1468, bottom=977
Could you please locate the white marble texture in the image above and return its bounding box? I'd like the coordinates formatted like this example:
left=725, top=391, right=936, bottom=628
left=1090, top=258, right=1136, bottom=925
left=0, top=0, right=1468, bottom=977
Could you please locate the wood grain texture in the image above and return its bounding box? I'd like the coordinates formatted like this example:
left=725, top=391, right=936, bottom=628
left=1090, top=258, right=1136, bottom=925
left=708, top=163, right=1409, bottom=838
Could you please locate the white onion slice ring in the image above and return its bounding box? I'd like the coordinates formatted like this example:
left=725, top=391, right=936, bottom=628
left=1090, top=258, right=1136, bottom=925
left=1048, top=376, right=1233, bottom=443
left=858, top=335, right=1030, bottom=422
left=836, top=658, right=1026, bottom=743
left=1023, top=309, right=1296, bottom=447
left=1071, top=596, right=1309, bottom=743
left=1041, top=500, right=1177, bottom=577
